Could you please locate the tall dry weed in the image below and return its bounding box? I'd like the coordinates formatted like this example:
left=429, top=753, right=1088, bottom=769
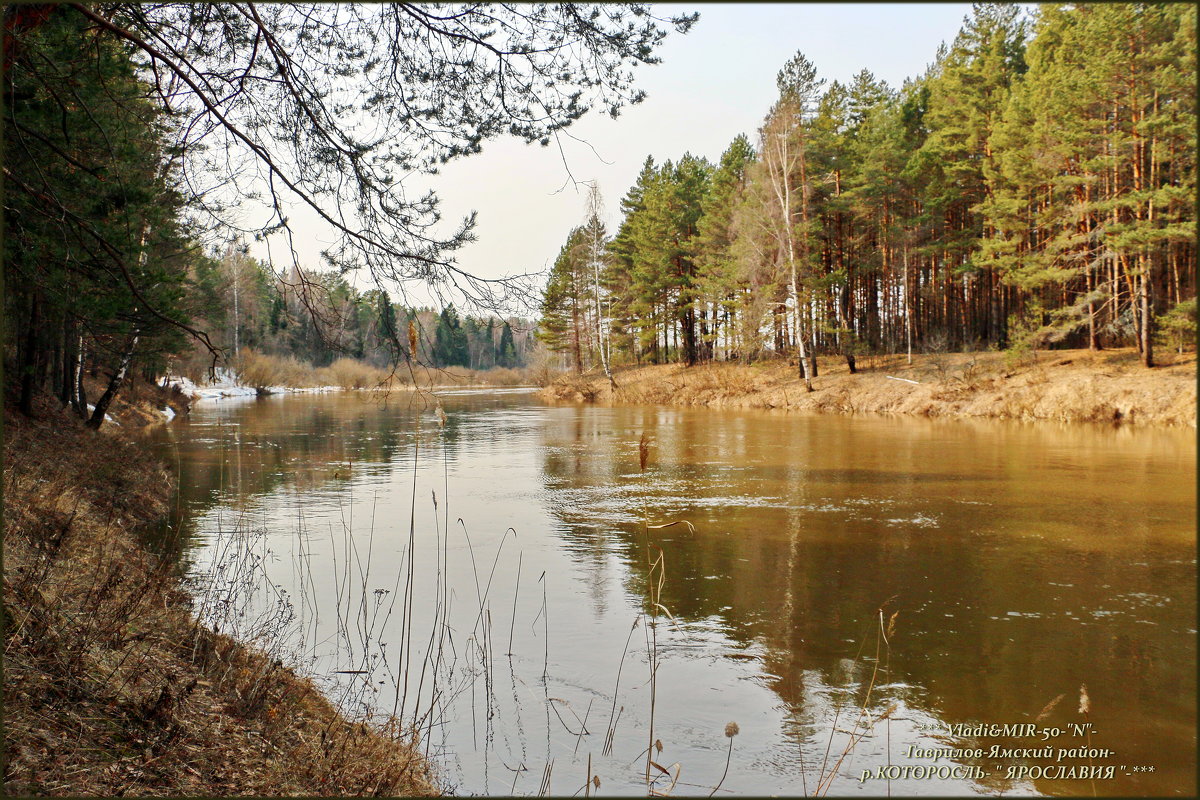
left=235, top=348, right=318, bottom=389
left=320, top=358, right=392, bottom=390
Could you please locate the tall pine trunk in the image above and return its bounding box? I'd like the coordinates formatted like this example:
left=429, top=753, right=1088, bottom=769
left=1140, top=260, right=1154, bottom=367
left=19, top=293, right=40, bottom=417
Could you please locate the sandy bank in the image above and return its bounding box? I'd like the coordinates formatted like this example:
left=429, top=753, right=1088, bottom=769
left=542, top=348, right=1196, bottom=428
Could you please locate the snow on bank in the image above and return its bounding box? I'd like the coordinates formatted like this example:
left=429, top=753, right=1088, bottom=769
left=159, top=368, right=537, bottom=411
left=85, top=404, right=119, bottom=426
left=161, top=375, right=344, bottom=404
left=163, top=374, right=256, bottom=400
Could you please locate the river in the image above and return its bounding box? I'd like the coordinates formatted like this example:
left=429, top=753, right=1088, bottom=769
left=148, top=388, right=1196, bottom=796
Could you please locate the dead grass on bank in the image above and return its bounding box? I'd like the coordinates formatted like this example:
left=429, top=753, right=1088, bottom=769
left=402, top=363, right=539, bottom=388
left=233, top=347, right=540, bottom=393
left=542, top=348, right=1196, bottom=427
left=68, top=376, right=191, bottom=429
left=2, top=400, right=438, bottom=797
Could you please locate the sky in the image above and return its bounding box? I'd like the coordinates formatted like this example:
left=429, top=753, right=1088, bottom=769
left=249, top=3, right=980, bottom=312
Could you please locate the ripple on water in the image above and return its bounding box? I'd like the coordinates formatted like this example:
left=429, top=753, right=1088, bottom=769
left=1114, top=592, right=1173, bottom=608
left=885, top=513, right=940, bottom=528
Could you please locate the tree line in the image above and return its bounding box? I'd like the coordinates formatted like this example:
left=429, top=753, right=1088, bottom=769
left=189, top=245, right=535, bottom=376
left=4, top=4, right=691, bottom=426
left=539, top=3, right=1196, bottom=379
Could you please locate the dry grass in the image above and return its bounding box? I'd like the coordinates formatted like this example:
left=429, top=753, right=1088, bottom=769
left=397, top=363, right=544, bottom=388
left=235, top=349, right=399, bottom=391
left=322, top=357, right=392, bottom=391
left=233, top=347, right=542, bottom=393
left=542, top=348, right=1197, bottom=427
left=234, top=349, right=322, bottom=390
left=2, top=400, right=438, bottom=797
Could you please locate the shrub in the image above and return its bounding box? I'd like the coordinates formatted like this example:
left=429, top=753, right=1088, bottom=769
left=321, top=358, right=390, bottom=390
left=235, top=348, right=317, bottom=390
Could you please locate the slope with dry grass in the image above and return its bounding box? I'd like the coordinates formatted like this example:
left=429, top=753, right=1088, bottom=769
left=230, top=347, right=542, bottom=393
left=2, top=399, right=438, bottom=797
left=542, top=348, right=1196, bottom=427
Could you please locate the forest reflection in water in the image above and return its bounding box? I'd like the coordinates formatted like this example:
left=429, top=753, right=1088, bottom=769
left=149, top=390, right=1196, bottom=796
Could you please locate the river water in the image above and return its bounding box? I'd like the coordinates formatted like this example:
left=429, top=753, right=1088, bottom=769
left=148, top=389, right=1196, bottom=796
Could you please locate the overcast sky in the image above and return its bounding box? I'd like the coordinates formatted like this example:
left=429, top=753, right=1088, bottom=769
left=250, top=3, right=980, bottom=312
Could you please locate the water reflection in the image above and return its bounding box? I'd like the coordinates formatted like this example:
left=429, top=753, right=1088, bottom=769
left=148, top=392, right=1196, bottom=796
left=538, top=405, right=1196, bottom=796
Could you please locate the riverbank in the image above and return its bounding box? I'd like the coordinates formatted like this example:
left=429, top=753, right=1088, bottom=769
left=2, top=395, right=437, bottom=796
left=542, top=348, right=1196, bottom=427
left=168, top=361, right=544, bottom=405
left=192, top=349, right=545, bottom=399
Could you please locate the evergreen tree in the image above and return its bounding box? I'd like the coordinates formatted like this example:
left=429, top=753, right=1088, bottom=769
left=497, top=321, right=518, bottom=368
left=695, top=134, right=756, bottom=359
left=982, top=3, right=1195, bottom=362
left=538, top=228, right=591, bottom=372
left=913, top=3, right=1028, bottom=348
left=607, top=157, right=660, bottom=362
left=433, top=306, right=470, bottom=367
left=4, top=9, right=205, bottom=424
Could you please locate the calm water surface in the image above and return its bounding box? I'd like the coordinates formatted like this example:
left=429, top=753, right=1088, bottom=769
left=149, top=390, right=1196, bottom=796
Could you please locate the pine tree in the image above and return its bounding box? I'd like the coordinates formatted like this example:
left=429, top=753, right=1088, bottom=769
left=4, top=9, right=203, bottom=424
left=538, top=227, right=591, bottom=372
left=433, top=306, right=470, bottom=367
left=981, top=3, right=1195, bottom=363
left=914, top=3, right=1027, bottom=348
left=497, top=320, right=518, bottom=368
left=694, top=134, right=756, bottom=360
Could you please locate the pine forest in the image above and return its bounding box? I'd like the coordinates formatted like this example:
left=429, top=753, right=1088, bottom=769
left=538, top=4, right=1196, bottom=379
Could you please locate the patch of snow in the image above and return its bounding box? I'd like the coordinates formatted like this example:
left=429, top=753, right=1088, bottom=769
left=161, top=374, right=255, bottom=402
left=162, top=375, right=199, bottom=395
left=160, top=373, right=348, bottom=404
left=288, top=385, right=343, bottom=394
left=208, top=385, right=258, bottom=399
left=85, top=404, right=119, bottom=426
left=161, top=405, right=176, bottom=422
